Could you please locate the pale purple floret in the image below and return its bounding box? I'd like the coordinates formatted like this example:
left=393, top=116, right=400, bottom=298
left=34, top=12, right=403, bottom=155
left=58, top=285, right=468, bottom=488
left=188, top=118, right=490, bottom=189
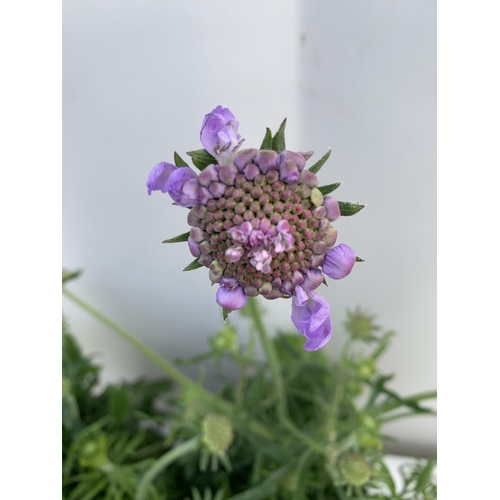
left=322, top=243, right=356, bottom=280
left=273, top=220, right=294, bottom=253
left=227, top=221, right=253, bottom=244
left=166, top=167, right=200, bottom=207
left=200, top=106, right=243, bottom=162
left=323, top=196, right=341, bottom=221
left=291, top=286, right=333, bottom=351
left=146, top=162, right=177, bottom=195
left=216, top=277, right=248, bottom=310
left=225, top=246, right=244, bottom=263
left=249, top=248, right=273, bottom=274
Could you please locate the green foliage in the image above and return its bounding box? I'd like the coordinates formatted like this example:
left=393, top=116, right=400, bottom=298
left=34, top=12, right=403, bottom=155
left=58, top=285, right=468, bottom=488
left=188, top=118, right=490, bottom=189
left=186, top=149, right=217, bottom=171
left=308, top=148, right=332, bottom=174
left=62, top=307, right=436, bottom=499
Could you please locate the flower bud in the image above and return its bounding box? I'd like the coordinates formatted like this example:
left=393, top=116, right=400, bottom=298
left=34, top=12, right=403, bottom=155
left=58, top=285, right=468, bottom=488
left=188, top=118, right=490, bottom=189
left=338, top=452, right=371, bottom=486
left=201, top=413, right=234, bottom=457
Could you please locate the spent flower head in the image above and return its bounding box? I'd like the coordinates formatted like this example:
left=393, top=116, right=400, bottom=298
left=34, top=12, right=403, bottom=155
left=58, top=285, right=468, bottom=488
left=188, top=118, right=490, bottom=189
left=147, top=106, right=365, bottom=351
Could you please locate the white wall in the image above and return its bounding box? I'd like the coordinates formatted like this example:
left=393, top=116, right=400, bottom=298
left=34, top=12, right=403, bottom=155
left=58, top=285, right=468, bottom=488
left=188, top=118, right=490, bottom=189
left=63, top=0, right=436, bottom=457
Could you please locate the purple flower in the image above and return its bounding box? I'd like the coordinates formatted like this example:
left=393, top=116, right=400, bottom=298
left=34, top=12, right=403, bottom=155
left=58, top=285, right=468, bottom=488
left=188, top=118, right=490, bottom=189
left=200, top=106, right=243, bottom=162
left=146, top=162, right=177, bottom=195
left=166, top=167, right=200, bottom=208
left=323, top=196, right=341, bottom=221
left=322, top=243, right=356, bottom=280
left=216, top=277, right=248, bottom=310
left=291, top=286, right=333, bottom=351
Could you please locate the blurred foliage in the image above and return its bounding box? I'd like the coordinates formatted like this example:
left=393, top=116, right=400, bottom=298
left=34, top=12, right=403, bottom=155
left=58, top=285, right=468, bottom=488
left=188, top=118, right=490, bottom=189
left=62, top=307, right=436, bottom=499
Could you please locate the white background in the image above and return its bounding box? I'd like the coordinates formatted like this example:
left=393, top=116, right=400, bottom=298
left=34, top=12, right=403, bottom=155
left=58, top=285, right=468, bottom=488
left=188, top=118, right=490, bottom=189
left=62, top=0, right=436, bottom=457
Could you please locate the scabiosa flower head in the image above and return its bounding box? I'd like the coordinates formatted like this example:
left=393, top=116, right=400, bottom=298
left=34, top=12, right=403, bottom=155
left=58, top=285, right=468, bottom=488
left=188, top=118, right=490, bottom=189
left=148, top=107, right=365, bottom=350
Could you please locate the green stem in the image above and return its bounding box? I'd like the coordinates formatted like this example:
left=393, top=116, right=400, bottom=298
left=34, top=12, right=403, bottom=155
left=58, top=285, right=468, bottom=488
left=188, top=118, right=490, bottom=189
left=63, top=288, right=197, bottom=390
left=135, top=436, right=200, bottom=500
left=245, top=297, right=321, bottom=451
left=62, top=288, right=275, bottom=442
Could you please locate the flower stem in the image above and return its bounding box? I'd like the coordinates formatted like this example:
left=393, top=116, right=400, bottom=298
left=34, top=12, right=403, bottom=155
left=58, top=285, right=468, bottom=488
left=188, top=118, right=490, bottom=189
left=245, top=297, right=321, bottom=451
left=62, top=287, right=275, bottom=442
left=63, top=287, right=196, bottom=390
left=135, top=436, right=200, bottom=500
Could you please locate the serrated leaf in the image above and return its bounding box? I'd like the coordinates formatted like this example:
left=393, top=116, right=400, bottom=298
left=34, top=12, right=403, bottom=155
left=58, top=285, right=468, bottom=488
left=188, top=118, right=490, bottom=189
left=186, top=149, right=217, bottom=171
left=260, top=128, right=273, bottom=149
left=183, top=259, right=203, bottom=271
left=338, top=201, right=365, bottom=216
left=174, top=151, right=189, bottom=167
left=308, top=148, right=331, bottom=174
left=162, top=232, right=190, bottom=244
left=318, top=182, right=342, bottom=196
left=271, top=118, right=287, bottom=153
left=62, top=269, right=82, bottom=284
left=222, top=308, right=232, bottom=321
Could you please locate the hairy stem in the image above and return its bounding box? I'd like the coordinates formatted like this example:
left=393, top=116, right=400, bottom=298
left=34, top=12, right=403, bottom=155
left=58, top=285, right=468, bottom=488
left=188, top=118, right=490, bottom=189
left=245, top=297, right=321, bottom=451
left=62, top=287, right=274, bottom=442
left=135, top=436, right=200, bottom=500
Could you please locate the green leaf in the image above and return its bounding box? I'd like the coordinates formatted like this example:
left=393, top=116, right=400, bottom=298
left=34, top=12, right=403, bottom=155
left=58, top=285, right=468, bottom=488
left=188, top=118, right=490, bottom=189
left=338, top=201, right=365, bottom=216
left=227, top=464, right=293, bottom=500
left=162, top=232, right=190, bottom=244
left=355, top=256, right=365, bottom=262
left=260, top=128, right=273, bottom=149
left=186, top=149, right=217, bottom=171
left=271, top=118, right=287, bottom=153
left=222, top=307, right=232, bottom=321
left=308, top=148, right=331, bottom=174
left=62, top=269, right=82, bottom=285
left=174, top=151, right=189, bottom=167
left=318, top=182, right=342, bottom=196
left=183, top=259, right=203, bottom=271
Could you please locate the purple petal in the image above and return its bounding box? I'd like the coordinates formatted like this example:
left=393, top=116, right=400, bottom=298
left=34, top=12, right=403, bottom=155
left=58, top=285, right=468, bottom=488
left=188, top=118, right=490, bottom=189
left=216, top=285, right=248, bottom=310
left=301, top=269, right=324, bottom=292
left=291, top=287, right=333, bottom=351
left=322, top=244, right=356, bottom=280
left=146, top=162, right=177, bottom=195
left=323, top=196, right=341, bottom=221
left=166, top=167, right=200, bottom=207
left=200, top=106, right=242, bottom=160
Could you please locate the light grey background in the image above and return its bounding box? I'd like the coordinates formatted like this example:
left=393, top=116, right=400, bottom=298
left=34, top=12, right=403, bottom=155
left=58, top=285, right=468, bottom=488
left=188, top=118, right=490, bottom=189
left=63, top=0, right=436, bottom=456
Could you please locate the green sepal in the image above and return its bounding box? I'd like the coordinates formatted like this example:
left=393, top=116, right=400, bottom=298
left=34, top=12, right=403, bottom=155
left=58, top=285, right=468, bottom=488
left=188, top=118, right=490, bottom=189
left=173, top=151, right=189, bottom=167
left=338, top=201, right=365, bottom=216
left=260, top=128, right=273, bottom=150
left=271, top=118, right=287, bottom=153
left=162, top=231, right=190, bottom=244
left=318, top=182, right=342, bottom=196
left=62, top=269, right=82, bottom=285
left=355, top=256, right=365, bottom=262
left=183, top=259, right=203, bottom=271
left=308, top=148, right=331, bottom=174
left=222, top=308, right=232, bottom=321
left=186, top=149, right=217, bottom=171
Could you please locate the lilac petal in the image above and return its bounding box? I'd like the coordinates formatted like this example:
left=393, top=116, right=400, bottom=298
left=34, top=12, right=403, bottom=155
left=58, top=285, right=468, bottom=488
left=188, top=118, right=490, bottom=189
left=322, top=243, right=356, bottom=280
left=301, top=269, right=324, bottom=292
left=200, top=106, right=242, bottom=160
left=146, top=162, right=177, bottom=195
left=216, top=285, right=248, bottom=310
left=303, top=324, right=332, bottom=351
left=188, top=237, right=201, bottom=258
left=323, top=196, right=341, bottom=221
left=291, top=287, right=333, bottom=351
left=166, top=167, right=199, bottom=207
left=225, top=246, right=244, bottom=263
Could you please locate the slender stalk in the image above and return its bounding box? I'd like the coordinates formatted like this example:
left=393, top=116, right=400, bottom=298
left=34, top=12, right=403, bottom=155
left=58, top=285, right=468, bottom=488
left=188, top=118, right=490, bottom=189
left=245, top=297, right=321, bottom=451
left=135, top=436, right=200, bottom=500
left=63, top=288, right=198, bottom=390
left=62, top=287, right=275, bottom=442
